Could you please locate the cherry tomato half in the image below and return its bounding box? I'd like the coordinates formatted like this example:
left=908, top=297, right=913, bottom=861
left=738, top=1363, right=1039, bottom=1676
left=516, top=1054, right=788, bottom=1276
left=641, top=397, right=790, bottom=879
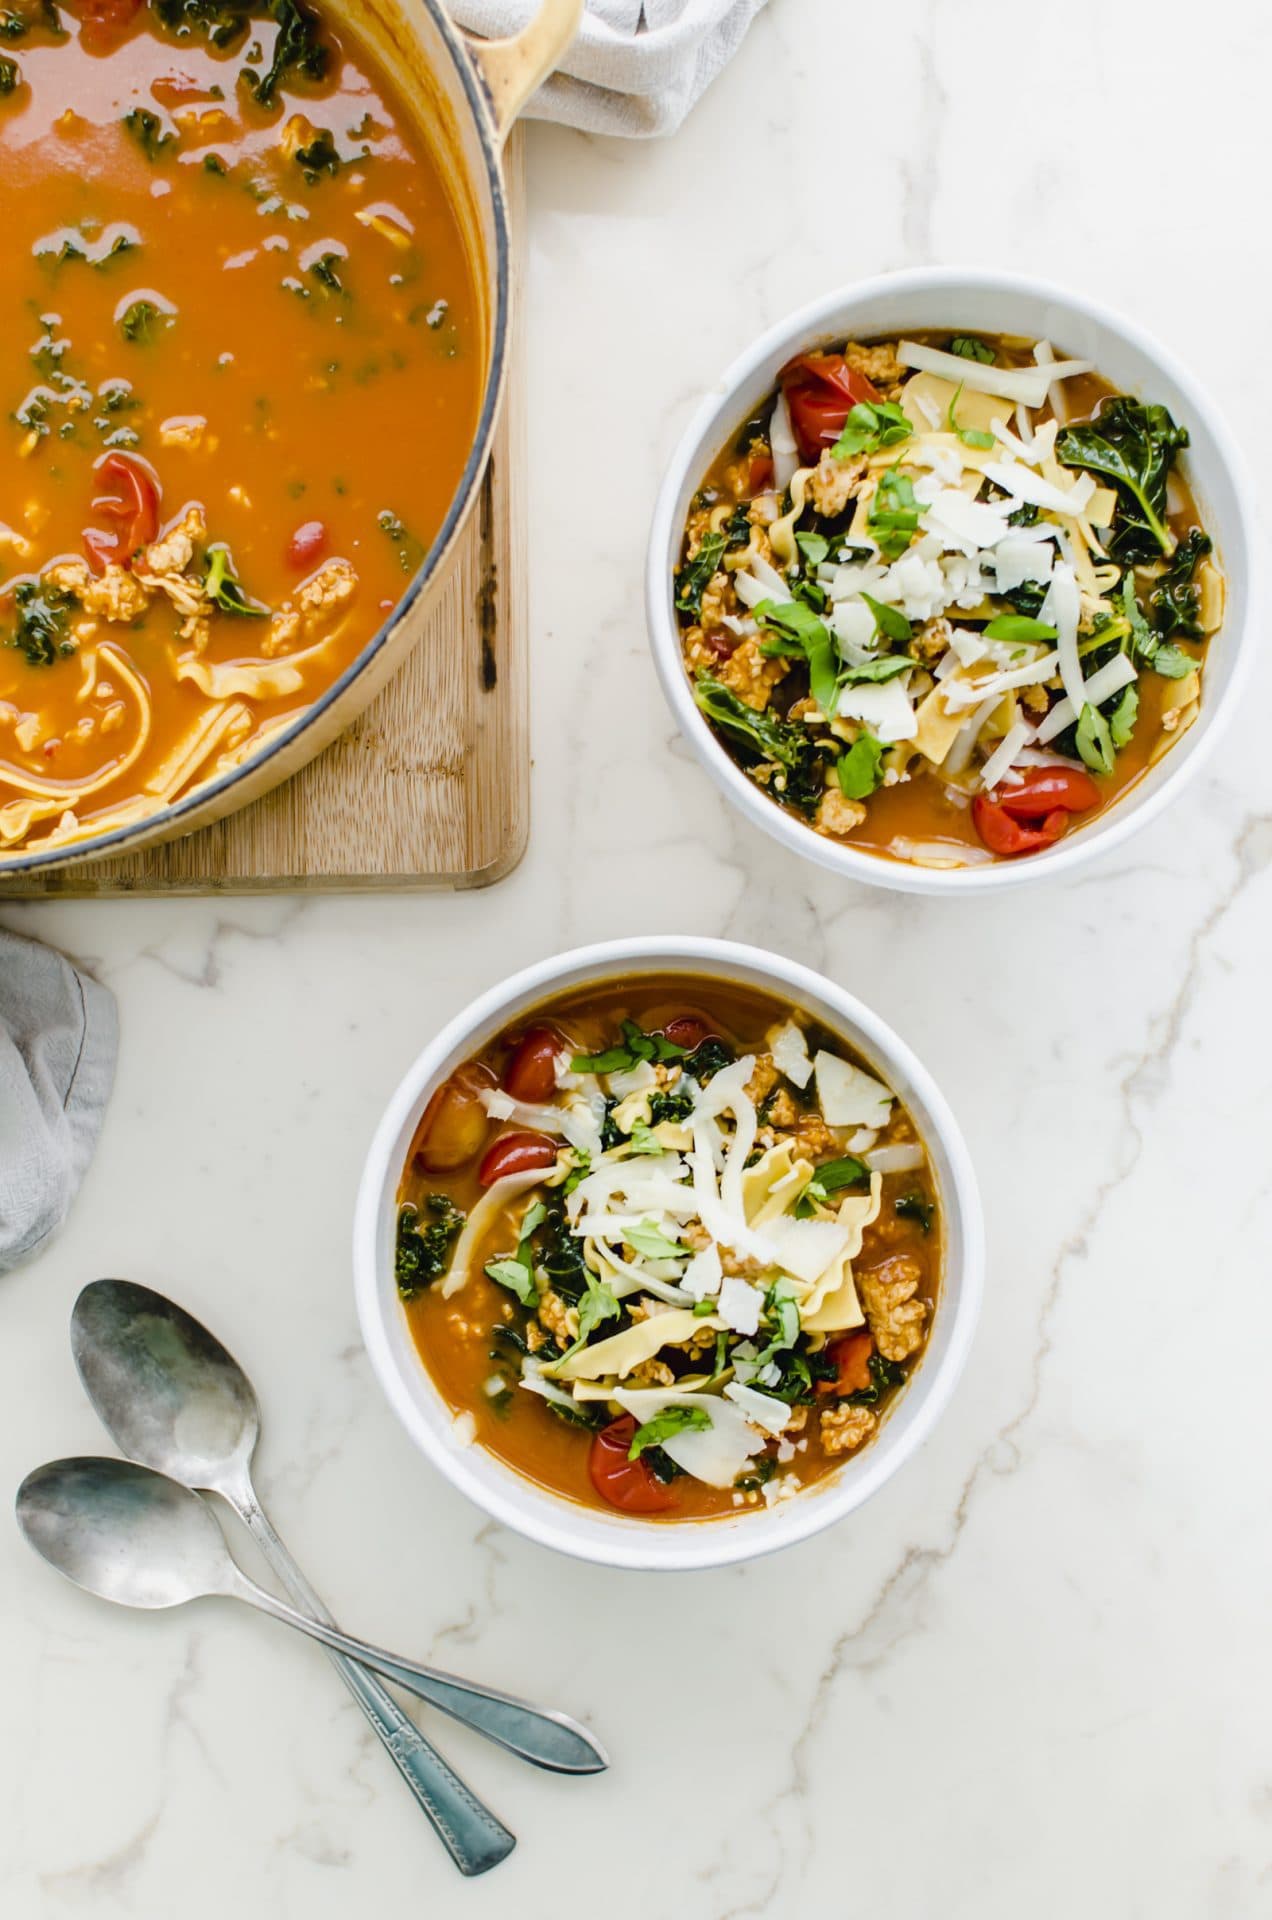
left=972, top=766, right=1101, bottom=858
left=413, top=1063, right=493, bottom=1173
left=993, top=767, right=1100, bottom=819
left=748, top=451, right=775, bottom=493
left=817, top=1330, right=875, bottom=1396
left=502, top=1025, right=563, bottom=1104
left=75, top=0, right=143, bottom=54
left=477, top=1131, right=557, bottom=1188
left=588, top=1416, right=676, bottom=1514
left=779, top=353, right=882, bottom=467
left=83, top=452, right=161, bottom=573
left=287, top=520, right=329, bottom=570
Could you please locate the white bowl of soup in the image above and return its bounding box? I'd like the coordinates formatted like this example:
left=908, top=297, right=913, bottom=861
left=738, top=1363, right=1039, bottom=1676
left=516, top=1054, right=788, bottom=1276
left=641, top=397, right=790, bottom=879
left=354, top=938, right=983, bottom=1571
left=646, top=269, right=1257, bottom=893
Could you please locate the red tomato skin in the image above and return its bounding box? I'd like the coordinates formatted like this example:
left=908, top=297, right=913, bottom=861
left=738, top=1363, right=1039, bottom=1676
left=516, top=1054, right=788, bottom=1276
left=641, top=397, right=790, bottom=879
left=817, top=1330, right=875, bottom=1396
left=414, top=1064, right=493, bottom=1173
left=84, top=452, right=161, bottom=572
left=77, top=0, right=143, bottom=52
left=971, top=797, right=1068, bottom=857
left=779, top=353, right=882, bottom=465
left=287, top=521, right=329, bottom=569
left=588, top=1416, right=676, bottom=1514
left=477, top=1131, right=557, bottom=1188
left=502, top=1026, right=563, bottom=1103
left=994, top=767, right=1101, bottom=819
left=662, top=1015, right=712, bottom=1051
left=749, top=452, right=775, bottom=492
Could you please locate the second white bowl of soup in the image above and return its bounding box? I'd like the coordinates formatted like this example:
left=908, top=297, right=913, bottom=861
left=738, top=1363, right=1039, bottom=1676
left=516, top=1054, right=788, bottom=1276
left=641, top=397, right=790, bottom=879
left=354, top=937, right=983, bottom=1572
left=647, top=270, right=1255, bottom=893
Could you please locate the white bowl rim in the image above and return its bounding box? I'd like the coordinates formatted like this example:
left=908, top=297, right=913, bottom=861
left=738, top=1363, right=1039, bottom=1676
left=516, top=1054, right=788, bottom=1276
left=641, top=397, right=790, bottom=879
left=646, top=265, right=1260, bottom=897
left=353, top=934, right=985, bottom=1572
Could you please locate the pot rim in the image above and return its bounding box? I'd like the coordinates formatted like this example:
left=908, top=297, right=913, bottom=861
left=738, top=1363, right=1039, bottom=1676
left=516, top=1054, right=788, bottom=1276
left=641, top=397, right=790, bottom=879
left=645, top=265, right=1260, bottom=896
left=0, top=0, right=511, bottom=879
left=352, top=935, right=985, bottom=1571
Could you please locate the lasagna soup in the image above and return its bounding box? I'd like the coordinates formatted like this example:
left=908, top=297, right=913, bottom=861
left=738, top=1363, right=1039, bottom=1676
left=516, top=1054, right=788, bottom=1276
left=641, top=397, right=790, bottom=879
left=0, top=0, right=482, bottom=855
left=397, top=977, right=940, bottom=1521
left=676, top=332, right=1225, bottom=868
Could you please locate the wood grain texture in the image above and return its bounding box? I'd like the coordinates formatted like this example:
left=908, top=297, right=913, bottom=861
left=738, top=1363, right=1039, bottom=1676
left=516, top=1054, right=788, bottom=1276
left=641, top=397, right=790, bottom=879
left=0, top=135, right=527, bottom=898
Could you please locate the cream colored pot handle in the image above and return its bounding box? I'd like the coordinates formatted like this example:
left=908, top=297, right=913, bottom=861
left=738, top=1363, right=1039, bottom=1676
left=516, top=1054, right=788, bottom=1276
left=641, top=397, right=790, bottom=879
left=463, top=0, right=584, bottom=142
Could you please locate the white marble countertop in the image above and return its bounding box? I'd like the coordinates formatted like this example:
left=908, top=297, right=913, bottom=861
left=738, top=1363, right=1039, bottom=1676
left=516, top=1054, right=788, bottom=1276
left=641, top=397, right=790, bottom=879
left=3, top=1, right=1270, bottom=1912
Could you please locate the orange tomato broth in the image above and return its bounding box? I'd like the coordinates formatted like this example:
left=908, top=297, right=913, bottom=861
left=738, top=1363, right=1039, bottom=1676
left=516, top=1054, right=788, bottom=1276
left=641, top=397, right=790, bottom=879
left=0, top=0, right=482, bottom=853
left=400, top=975, right=941, bottom=1522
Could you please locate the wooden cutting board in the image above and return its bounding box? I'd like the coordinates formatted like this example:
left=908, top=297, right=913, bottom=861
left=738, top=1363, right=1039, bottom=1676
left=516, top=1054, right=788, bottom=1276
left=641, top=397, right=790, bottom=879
left=0, top=136, right=527, bottom=898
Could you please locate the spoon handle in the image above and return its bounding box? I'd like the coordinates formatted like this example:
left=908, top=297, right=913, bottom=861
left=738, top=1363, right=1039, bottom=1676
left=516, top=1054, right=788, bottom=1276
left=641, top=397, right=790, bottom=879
left=231, top=1489, right=514, bottom=1876
left=229, top=1496, right=605, bottom=1775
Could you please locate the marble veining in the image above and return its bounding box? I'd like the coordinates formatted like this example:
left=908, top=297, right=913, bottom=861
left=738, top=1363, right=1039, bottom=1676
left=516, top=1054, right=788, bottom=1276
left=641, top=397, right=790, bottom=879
left=3, top=0, right=1271, bottom=1913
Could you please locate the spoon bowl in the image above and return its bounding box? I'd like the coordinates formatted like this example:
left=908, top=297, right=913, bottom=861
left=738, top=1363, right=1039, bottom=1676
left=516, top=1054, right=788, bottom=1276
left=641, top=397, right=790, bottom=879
left=71, top=1280, right=258, bottom=1496
left=16, top=1457, right=233, bottom=1611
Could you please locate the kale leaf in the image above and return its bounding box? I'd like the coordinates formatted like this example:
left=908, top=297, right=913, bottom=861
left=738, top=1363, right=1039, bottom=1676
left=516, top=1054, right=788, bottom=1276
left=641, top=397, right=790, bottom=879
left=674, top=529, right=727, bottom=618
left=1056, top=397, right=1188, bottom=560
left=683, top=1035, right=734, bottom=1083
left=649, top=1087, right=694, bottom=1126
left=395, top=1197, right=465, bottom=1299
left=1149, top=527, right=1212, bottom=638
left=152, top=0, right=252, bottom=49
left=845, top=1351, right=906, bottom=1406
left=894, top=1190, right=934, bottom=1233
left=295, top=127, right=339, bottom=179
left=8, top=579, right=75, bottom=666
left=692, top=673, right=827, bottom=816
left=248, top=0, right=328, bottom=105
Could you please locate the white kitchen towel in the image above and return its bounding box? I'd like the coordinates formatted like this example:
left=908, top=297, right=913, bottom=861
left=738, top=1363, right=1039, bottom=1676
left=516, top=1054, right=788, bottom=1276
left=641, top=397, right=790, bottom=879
left=453, top=0, right=767, bottom=136
left=0, top=929, right=117, bottom=1275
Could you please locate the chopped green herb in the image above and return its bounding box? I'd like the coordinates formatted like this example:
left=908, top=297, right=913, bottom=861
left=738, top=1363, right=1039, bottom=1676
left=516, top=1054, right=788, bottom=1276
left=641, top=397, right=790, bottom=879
left=484, top=1199, right=546, bottom=1309
left=626, top=1119, right=664, bottom=1157
left=1120, top=572, right=1192, bottom=679
left=982, top=615, right=1057, bottom=644
left=1108, top=683, right=1139, bottom=748
left=309, top=249, right=345, bottom=292
left=1075, top=701, right=1115, bottom=776
left=754, top=597, right=840, bottom=715
left=628, top=1405, right=710, bottom=1460
left=7, top=578, right=75, bottom=666
left=868, top=466, right=920, bottom=561
left=859, top=592, right=912, bottom=645
left=649, top=1087, right=694, bottom=1126
left=949, top=335, right=995, bottom=364
left=0, top=50, right=18, bottom=89
left=831, top=399, right=911, bottom=461
left=836, top=732, right=885, bottom=800
left=623, top=1220, right=685, bottom=1261
left=571, top=1018, right=686, bottom=1076
left=946, top=381, right=995, bottom=451
left=377, top=508, right=426, bottom=576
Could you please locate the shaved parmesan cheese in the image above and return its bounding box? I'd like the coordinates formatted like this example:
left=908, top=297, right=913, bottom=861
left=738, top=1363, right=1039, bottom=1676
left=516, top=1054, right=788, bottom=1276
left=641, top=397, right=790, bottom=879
left=718, top=1276, right=764, bottom=1336
left=993, top=532, right=1056, bottom=594
left=770, top=390, right=799, bottom=491
left=1035, top=652, right=1137, bottom=744
left=478, top=1086, right=603, bottom=1158
left=443, top=1167, right=547, bottom=1297
left=920, top=488, right=1012, bottom=555
left=941, top=695, right=999, bottom=776
left=519, top=1357, right=581, bottom=1414
left=814, top=1050, right=893, bottom=1129
left=723, top=1381, right=793, bottom=1434
left=612, top=1387, right=768, bottom=1487
left=830, top=597, right=877, bottom=658
left=767, top=1020, right=814, bottom=1088
left=979, top=720, right=1035, bottom=790
left=681, top=1240, right=723, bottom=1301
left=939, top=651, right=1059, bottom=711
left=898, top=340, right=1094, bottom=408
left=981, top=460, right=1096, bottom=518
left=607, top=1059, right=657, bottom=1100
left=733, top=554, right=792, bottom=610
left=837, top=678, right=917, bottom=743
left=1039, top=561, right=1087, bottom=716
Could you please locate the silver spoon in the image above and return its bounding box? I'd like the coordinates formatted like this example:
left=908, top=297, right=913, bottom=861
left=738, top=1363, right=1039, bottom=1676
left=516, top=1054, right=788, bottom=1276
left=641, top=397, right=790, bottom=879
left=19, top=1458, right=606, bottom=1813
left=67, top=1283, right=605, bottom=1870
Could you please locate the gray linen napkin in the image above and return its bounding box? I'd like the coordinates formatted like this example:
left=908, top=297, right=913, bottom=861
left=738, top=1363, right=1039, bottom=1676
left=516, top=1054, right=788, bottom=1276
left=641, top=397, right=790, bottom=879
left=452, top=0, right=768, bottom=136
left=0, top=929, right=117, bottom=1274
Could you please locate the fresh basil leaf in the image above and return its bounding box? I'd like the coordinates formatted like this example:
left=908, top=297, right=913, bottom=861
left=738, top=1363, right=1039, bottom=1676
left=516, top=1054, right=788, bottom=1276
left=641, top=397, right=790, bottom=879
left=754, top=597, right=839, bottom=715
left=831, top=399, right=911, bottom=460
left=1075, top=702, right=1115, bottom=776
left=1108, top=683, right=1138, bottom=747
left=949, top=335, right=995, bottom=364
left=628, top=1405, right=710, bottom=1460
left=795, top=531, right=829, bottom=568
left=842, top=654, right=915, bottom=685
left=946, top=380, right=995, bottom=451
left=484, top=1255, right=537, bottom=1308
left=860, top=592, right=912, bottom=645
left=624, top=1220, right=686, bottom=1261
left=836, top=733, right=885, bottom=800
left=626, top=1119, right=664, bottom=1156
left=982, top=615, right=1057, bottom=644
left=575, top=1277, right=619, bottom=1343
left=868, top=466, right=920, bottom=561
